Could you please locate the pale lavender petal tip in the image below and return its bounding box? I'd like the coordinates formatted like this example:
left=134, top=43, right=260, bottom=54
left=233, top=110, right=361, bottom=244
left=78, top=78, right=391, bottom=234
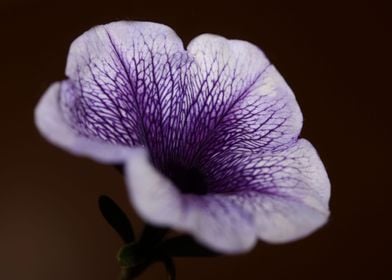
left=35, top=20, right=330, bottom=254
left=34, top=82, right=133, bottom=164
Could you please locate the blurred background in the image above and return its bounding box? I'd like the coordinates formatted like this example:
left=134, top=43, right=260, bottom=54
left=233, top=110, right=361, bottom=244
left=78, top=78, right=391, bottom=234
left=0, top=0, right=391, bottom=279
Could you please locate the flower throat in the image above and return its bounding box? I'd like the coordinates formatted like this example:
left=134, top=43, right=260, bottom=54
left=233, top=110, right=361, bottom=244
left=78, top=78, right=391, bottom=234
left=165, top=162, right=208, bottom=195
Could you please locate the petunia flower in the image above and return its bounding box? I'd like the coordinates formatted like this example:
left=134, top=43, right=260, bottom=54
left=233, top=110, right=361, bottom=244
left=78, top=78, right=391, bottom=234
left=35, top=21, right=330, bottom=254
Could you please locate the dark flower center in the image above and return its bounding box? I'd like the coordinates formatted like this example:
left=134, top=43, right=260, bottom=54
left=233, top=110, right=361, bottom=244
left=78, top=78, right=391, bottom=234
left=165, top=162, right=208, bottom=195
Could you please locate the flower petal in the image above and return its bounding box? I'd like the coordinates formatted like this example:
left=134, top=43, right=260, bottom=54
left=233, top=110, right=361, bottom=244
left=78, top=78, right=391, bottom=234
left=184, top=35, right=302, bottom=159
left=37, top=21, right=191, bottom=163
left=252, top=141, right=330, bottom=243
left=64, top=21, right=188, bottom=144
left=208, top=139, right=330, bottom=242
left=34, top=82, right=133, bottom=163
left=241, top=191, right=329, bottom=243
left=124, top=148, right=257, bottom=254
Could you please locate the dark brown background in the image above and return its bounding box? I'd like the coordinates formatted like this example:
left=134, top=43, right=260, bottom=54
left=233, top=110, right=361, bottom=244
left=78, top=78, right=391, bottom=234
left=0, top=0, right=391, bottom=279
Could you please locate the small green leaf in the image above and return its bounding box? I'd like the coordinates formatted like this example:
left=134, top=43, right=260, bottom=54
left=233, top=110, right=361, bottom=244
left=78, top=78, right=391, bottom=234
left=98, top=195, right=135, bottom=243
left=117, top=242, right=147, bottom=268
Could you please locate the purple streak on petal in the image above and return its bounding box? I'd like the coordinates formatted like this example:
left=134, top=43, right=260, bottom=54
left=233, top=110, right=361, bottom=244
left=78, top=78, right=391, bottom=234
left=35, top=82, right=133, bottom=163
left=183, top=36, right=302, bottom=162
left=124, top=148, right=257, bottom=254
left=205, top=139, right=330, bottom=242
left=212, top=139, right=330, bottom=201
left=62, top=21, right=192, bottom=168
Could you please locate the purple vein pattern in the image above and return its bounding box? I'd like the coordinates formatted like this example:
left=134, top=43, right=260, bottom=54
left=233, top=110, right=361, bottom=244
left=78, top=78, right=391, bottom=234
left=35, top=21, right=330, bottom=254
